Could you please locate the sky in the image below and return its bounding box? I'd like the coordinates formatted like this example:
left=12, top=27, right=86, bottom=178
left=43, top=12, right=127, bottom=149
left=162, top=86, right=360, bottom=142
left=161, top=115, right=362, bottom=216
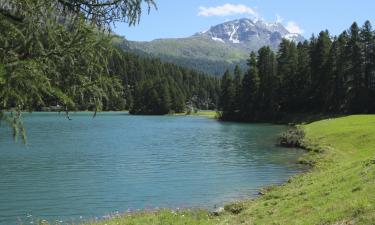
left=113, top=0, right=375, bottom=41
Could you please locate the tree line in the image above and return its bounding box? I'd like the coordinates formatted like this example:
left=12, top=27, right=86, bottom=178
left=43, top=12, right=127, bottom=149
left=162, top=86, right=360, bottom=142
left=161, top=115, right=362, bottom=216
left=108, top=49, right=220, bottom=115
left=219, top=21, right=375, bottom=121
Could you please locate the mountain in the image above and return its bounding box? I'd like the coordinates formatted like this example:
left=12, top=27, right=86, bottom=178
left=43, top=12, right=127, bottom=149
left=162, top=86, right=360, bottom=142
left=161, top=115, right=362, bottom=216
left=120, top=18, right=304, bottom=76
left=197, top=18, right=304, bottom=50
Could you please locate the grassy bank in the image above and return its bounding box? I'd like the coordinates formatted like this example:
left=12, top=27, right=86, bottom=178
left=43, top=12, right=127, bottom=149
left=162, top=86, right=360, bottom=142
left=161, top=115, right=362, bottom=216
left=216, top=115, right=375, bottom=224
left=66, top=115, right=375, bottom=224
left=173, top=110, right=218, bottom=119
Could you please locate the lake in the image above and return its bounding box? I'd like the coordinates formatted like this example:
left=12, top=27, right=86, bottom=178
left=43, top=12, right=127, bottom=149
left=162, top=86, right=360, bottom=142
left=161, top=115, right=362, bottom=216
left=0, top=112, right=304, bottom=224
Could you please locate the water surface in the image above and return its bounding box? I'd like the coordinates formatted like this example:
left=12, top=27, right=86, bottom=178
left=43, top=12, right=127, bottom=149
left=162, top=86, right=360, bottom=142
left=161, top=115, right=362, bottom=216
left=0, top=112, right=304, bottom=224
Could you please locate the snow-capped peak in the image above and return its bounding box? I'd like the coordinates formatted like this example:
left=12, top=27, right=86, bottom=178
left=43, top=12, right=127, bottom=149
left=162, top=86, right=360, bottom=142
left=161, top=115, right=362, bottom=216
left=196, top=18, right=304, bottom=48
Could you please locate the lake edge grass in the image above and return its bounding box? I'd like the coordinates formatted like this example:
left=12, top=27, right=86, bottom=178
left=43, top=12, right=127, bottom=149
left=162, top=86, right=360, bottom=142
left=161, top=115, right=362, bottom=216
left=214, top=115, right=375, bottom=224
left=172, top=110, right=218, bottom=119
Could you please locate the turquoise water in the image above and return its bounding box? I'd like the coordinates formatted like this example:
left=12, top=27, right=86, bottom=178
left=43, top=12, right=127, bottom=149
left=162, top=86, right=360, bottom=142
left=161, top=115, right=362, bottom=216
left=0, top=112, right=304, bottom=224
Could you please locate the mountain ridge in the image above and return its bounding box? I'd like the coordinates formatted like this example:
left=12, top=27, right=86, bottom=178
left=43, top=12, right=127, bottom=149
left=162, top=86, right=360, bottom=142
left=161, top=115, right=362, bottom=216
left=120, top=18, right=305, bottom=76
left=195, top=18, right=304, bottom=48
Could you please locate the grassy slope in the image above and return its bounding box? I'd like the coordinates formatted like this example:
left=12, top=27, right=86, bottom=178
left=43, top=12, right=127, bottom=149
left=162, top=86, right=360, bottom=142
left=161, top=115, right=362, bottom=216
left=85, top=115, right=375, bottom=225
left=129, top=37, right=248, bottom=63
left=126, top=37, right=248, bottom=76
left=173, top=110, right=218, bottom=119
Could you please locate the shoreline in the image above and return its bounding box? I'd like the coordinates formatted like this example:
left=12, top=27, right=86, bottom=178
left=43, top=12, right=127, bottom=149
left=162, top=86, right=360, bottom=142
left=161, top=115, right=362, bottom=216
left=16, top=113, right=302, bottom=225
left=78, top=122, right=308, bottom=224
left=83, top=115, right=375, bottom=224
left=12, top=115, right=375, bottom=224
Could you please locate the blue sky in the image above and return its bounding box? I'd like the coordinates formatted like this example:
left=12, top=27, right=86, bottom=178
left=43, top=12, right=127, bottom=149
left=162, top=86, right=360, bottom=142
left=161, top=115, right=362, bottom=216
left=113, top=0, right=375, bottom=41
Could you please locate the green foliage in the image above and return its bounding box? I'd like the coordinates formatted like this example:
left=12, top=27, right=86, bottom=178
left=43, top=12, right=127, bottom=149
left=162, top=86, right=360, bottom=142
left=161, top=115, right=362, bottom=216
left=240, top=52, right=260, bottom=120
left=218, top=69, right=236, bottom=119
left=233, top=65, right=242, bottom=111
left=219, top=20, right=375, bottom=121
left=130, top=79, right=171, bottom=115
left=0, top=3, right=124, bottom=111
left=121, top=53, right=219, bottom=115
left=257, top=46, right=277, bottom=114
left=277, top=39, right=298, bottom=111
left=54, top=0, right=156, bottom=28
left=0, top=0, right=155, bottom=139
left=224, top=202, right=246, bottom=215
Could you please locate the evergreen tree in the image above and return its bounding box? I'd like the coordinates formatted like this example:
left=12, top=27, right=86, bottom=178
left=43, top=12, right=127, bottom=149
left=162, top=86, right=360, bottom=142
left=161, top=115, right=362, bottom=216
left=295, top=41, right=311, bottom=112
left=233, top=65, right=243, bottom=112
left=277, top=39, right=298, bottom=111
left=347, top=22, right=365, bottom=112
left=309, top=30, right=332, bottom=111
left=219, top=69, right=235, bottom=119
left=110, top=49, right=219, bottom=115
left=257, top=46, right=277, bottom=114
left=218, top=20, right=375, bottom=122
left=241, top=52, right=260, bottom=120
left=360, top=21, right=375, bottom=111
left=158, top=81, right=172, bottom=114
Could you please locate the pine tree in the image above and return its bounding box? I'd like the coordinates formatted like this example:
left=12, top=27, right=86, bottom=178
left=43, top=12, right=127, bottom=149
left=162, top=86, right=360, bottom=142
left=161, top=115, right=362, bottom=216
left=277, top=39, right=298, bottom=111
left=218, top=21, right=375, bottom=121
left=241, top=52, right=260, bottom=120
left=233, top=65, right=243, bottom=112
left=295, top=41, right=311, bottom=112
left=347, top=22, right=365, bottom=112
left=325, top=37, right=340, bottom=111
left=309, top=30, right=332, bottom=111
left=360, top=21, right=375, bottom=111
left=219, top=69, right=235, bottom=119
left=158, top=81, right=172, bottom=114
left=257, top=46, right=277, bottom=114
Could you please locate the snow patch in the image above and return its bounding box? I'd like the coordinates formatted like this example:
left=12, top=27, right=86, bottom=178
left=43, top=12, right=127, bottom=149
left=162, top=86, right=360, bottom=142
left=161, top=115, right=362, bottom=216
left=212, top=37, right=225, bottom=43
left=283, top=33, right=299, bottom=42
left=229, top=24, right=241, bottom=44
left=265, top=22, right=278, bottom=28
left=231, top=39, right=240, bottom=44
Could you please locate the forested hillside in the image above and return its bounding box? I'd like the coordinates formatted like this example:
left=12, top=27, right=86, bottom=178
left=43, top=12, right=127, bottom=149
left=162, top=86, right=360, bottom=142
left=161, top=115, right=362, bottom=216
left=109, top=50, right=220, bottom=114
left=219, top=21, right=375, bottom=121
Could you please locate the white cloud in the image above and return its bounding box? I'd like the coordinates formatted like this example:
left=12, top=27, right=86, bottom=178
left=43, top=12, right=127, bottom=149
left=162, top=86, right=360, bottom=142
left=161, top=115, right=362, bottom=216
left=275, top=14, right=283, bottom=23
left=286, top=21, right=304, bottom=34
left=198, top=4, right=258, bottom=18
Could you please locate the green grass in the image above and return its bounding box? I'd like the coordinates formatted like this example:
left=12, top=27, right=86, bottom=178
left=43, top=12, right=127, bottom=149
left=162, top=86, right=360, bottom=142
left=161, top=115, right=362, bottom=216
left=215, top=115, right=375, bottom=224
left=129, top=37, right=248, bottom=63
left=127, top=37, right=248, bottom=76
left=173, top=110, right=218, bottom=119
left=47, top=115, right=375, bottom=225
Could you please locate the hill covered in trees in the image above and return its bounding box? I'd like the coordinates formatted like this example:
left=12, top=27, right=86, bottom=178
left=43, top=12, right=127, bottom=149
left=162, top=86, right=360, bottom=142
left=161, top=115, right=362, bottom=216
left=219, top=21, right=375, bottom=122
left=109, top=50, right=220, bottom=115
